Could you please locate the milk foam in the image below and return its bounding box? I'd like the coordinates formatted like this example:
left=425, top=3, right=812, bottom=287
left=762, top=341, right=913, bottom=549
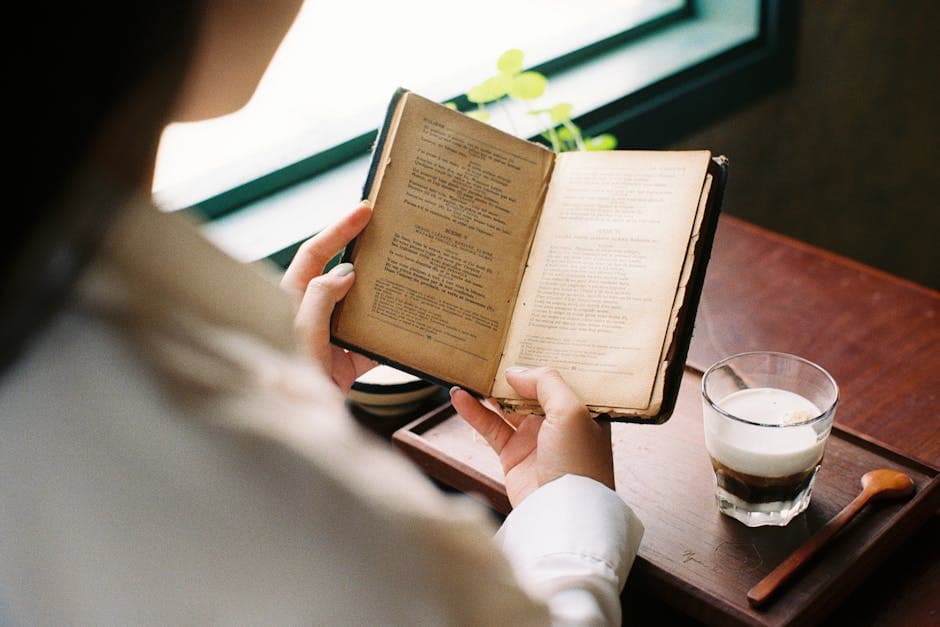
left=704, top=387, right=825, bottom=477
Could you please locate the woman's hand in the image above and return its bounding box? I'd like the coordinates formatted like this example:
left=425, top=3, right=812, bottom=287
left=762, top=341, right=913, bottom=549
left=280, top=200, right=376, bottom=392
left=450, top=367, right=615, bottom=507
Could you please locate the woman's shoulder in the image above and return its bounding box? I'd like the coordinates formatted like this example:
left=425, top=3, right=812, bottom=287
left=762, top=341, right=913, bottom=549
left=0, top=303, right=513, bottom=625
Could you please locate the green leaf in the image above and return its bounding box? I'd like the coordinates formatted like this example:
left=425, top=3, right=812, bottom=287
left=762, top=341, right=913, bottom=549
left=508, top=71, right=547, bottom=100
left=466, top=108, right=491, bottom=123
left=496, top=48, right=525, bottom=76
left=497, top=49, right=525, bottom=75
left=556, top=125, right=576, bottom=143
left=548, top=103, right=573, bottom=124
left=467, top=75, right=511, bottom=104
left=585, top=133, right=618, bottom=151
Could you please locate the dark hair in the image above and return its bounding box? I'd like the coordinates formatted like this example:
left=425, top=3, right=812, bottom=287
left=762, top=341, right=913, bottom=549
left=2, top=4, right=205, bottom=373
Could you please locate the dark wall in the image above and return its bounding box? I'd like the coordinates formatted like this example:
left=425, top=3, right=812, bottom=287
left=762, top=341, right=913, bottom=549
left=670, top=1, right=939, bottom=289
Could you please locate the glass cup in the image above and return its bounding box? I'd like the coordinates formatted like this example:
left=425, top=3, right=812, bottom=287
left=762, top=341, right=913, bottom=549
left=701, top=351, right=839, bottom=527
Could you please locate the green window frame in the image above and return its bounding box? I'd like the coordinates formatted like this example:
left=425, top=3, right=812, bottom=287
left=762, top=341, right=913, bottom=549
left=174, top=0, right=796, bottom=268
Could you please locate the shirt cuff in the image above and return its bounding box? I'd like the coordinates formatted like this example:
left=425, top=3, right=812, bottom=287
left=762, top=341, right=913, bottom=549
left=494, top=474, right=644, bottom=620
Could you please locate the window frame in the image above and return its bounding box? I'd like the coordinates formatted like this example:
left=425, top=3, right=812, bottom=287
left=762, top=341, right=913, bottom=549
left=581, top=0, right=798, bottom=149
left=174, top=1, right=693, bottom=223
left=183, top=0, right=797, bottom=267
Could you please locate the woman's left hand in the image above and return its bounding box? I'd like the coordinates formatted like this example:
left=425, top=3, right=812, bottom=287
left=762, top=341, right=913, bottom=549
left=280, top=200, right=375, bottom=392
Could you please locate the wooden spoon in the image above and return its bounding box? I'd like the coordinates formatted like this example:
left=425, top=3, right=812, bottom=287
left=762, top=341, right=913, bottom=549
left=747, top=468, right=915, bottom=609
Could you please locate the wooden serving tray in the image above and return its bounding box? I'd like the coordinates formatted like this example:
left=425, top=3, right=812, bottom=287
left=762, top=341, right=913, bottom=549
left=392, top=371, right=940, bottom=627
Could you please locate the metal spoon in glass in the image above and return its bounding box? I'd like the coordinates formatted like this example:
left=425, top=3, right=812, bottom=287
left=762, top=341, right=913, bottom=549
left=747, top=468, right=916, bottom=609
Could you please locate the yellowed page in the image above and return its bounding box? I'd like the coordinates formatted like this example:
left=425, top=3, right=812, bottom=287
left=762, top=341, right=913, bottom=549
left=640, top=172, right=713, bottom=418
left=493, top=150, right=711, bottom=412
left=333, top=92, right=554, bottom=394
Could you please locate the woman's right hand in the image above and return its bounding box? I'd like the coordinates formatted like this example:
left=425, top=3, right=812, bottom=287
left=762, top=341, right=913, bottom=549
left=450, top=367, right=615, bottom=507
left=279, top=200, right=375, bottom=393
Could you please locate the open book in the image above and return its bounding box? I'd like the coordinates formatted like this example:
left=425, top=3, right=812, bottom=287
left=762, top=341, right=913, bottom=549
left=331, top=89, right=727, bottom=422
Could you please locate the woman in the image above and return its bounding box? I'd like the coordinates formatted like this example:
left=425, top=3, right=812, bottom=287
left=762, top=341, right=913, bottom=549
left=1, top=2, right=643, bottom=624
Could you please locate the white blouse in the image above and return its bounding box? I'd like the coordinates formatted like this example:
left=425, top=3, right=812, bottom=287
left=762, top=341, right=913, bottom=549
left=0, top=200, right=643, bottom=625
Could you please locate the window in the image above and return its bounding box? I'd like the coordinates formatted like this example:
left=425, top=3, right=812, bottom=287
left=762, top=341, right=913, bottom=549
left=154, top=0, right=685, bottom=207
left=153, top=0, right=793, bottom=266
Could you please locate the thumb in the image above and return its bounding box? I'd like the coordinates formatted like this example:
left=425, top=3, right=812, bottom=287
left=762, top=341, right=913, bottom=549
left=295, top=262, right=355, bottom=364
left=504, top=366, right=588, bottom=425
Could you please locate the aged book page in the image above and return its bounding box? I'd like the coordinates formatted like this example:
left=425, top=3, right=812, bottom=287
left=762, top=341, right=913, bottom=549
left=332, top=92, right=555, bottom=394
left=492, top=150, right=712, bottom=413
left=642, top=171, right=713, bottom=417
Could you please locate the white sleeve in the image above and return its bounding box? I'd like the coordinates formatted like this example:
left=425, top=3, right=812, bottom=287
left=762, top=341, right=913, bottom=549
left=494, top=474, right=644, bottom=626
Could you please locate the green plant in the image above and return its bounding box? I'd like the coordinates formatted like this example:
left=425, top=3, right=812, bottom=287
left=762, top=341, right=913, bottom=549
left=446, top=49, right=617, bottom=153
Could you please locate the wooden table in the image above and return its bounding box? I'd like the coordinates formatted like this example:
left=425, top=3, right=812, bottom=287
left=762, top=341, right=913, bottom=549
left=661, top=216, right=939, bottom=626
left=363, top=215, right=939, bottom=626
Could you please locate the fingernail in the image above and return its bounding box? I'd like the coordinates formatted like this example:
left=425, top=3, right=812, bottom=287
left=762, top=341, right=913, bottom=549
left=449, top=386, right=461, bottom=396
left=359, top=198, right=372, bottom=208
left=505, top=366, right=528, bottom=373
left=329, top=262, right=355, bottom=277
